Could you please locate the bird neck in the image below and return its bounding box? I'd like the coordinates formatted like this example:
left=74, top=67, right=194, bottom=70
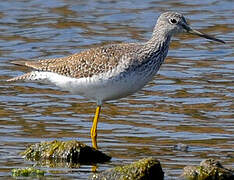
left=143, top=26, right=171, bottom=62
left=146, top=25, right=172, bottom=51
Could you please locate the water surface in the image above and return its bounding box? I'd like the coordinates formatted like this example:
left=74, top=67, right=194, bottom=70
left=0, top=0, right=233, bottom=179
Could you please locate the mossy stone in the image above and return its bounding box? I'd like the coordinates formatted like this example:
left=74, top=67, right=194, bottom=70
left=182, top=158, right=234, bottom=180
left=89, top=157, right=164, bottom=180
left=21, top=140, right=111, bottom=164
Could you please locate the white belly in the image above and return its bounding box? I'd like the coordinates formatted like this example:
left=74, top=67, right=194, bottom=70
left=28, top=67, right=155, bottom=104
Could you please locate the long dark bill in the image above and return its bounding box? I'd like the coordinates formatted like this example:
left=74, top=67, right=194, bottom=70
left=189, top=28, right=225, bottom=44
left=183, top=24, right=225, bottom=44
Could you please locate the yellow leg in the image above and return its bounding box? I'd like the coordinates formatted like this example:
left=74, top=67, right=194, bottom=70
left=91, top=105, right=101, bottom=149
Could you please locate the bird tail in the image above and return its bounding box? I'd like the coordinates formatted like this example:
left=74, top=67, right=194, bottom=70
left=10, top=60, right=28, bottom=67
left=7, top=72, right=35, bottom=82
left=7, top=60, right=42, bottom=82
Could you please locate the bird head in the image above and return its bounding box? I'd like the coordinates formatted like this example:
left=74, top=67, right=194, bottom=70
left=156, top=12, right=225, bottom=44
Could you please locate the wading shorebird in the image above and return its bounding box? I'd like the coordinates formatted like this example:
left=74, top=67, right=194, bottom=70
left=7, top=12, right=225, bottom=149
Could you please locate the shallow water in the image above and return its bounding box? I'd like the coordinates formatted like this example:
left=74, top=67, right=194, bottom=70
left=0, top=0, right=233, bottom=179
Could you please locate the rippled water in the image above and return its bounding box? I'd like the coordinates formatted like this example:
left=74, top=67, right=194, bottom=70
left=0, top=0, right=233, bottom=179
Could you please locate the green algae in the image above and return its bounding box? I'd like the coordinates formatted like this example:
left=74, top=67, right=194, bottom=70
left=33, top=158, right=82, bottom=168
left=12, top=167, right=45, bottom=177
left=89, top=157, right=164, bottom=180
left=21, top=140, right=111, bottom=164
left=182, top=159, right=234, bottom=180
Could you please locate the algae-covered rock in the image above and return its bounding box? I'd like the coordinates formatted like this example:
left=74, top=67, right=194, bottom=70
left=21, top=140, right=111, bottom=164
left=12, top=167, right=45, bottom=177
left=89, top=157, right=164, bottom=180
left=182, top=158, right=234, bottom=180
left=34, top=159, right=82, bottom=168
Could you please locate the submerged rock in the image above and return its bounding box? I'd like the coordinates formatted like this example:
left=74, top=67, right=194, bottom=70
left=173, top=143, right=189, bottom=152
left=21, top=140, right=111, bottom=164
left=12, top=167, right=45, bottom=177
left=89, top=157, right=164, bottom=180
left=182, top=158, right=234, bottom=180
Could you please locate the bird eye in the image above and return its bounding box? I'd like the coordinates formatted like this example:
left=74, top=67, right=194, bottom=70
left=169, top=18, right=177, bottom=24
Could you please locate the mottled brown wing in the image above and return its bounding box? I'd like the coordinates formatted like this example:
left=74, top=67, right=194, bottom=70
left=10, top=43, right=136, bottom=79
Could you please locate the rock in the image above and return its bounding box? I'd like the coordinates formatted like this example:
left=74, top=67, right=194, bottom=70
left=182, top=158, right=234, bottom=180
left=173, top=143, right=189, bottom=152
left=12, top=167, right=45, bottom=177
left=89, top=157, right=164, bottom=180
left=21, top=140, right=111, bottom=164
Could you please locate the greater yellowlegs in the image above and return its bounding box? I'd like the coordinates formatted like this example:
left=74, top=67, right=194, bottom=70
left=7, top=12, right=225, bottom=149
